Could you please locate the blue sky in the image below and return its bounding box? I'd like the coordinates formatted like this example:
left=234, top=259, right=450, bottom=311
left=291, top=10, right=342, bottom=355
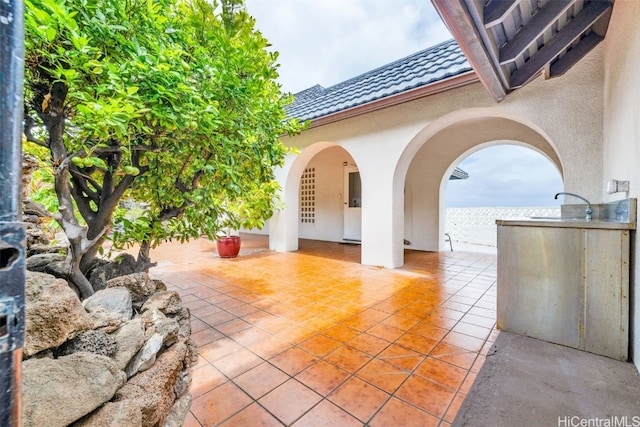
left=245, top=0, right=564, bottom=207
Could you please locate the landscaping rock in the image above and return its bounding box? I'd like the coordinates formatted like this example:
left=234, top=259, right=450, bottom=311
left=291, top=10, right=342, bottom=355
left=24, top=272, right=94, bottom=357
left=107, top=272, right=157, bottom=308
left=140, top=308, right=179, bottom=345
left=26, top=252, right=66, bottom=272
left=83, top=287, right=133, bottom=325
left=163, top=393, right=192, bottom=427
left=125, top=333, right=164, bottom=378
left=173, top=306, right=191, bottom=338
left=111, top=318, right=146, bottom=371
left=115, top=342, right=188, bottom=427
left=73, top=401, right=142, bottom=427
left=22, top=352, right=126, bottom=427
left=22, top=199, right=52, bottom=219
left=141, top=290, right=182, bottom=315
left=55, top=330, right=117, bottom=358
left=172, top=369, right=192, bottom=399
left=88, top=254, right=140, bottom=292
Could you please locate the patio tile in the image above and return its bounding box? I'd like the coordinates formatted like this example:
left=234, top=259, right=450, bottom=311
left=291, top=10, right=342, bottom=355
left=367, top=322, right=405, bottom=342
left=215, top=318, right=252, bottom=336
left=245, top=334, right=292, bottom=359
left=430, top=342, right=478, bottom=370
left=460, top=312, right=496, bottom=329
left=276, top=324, right=314, bottom=344
left=191, top=382, right=252, bottom=426
left=292, top=399, right=362, bottom=427
left=356, top=358, right=409, bottom=394
left=441, top=331, right=485, bottom=352
left=269, top=346, right=318, bottom=376
left=214, top=348, right=263, bottom=379
left=409, top=321, right=449, bottom=341
left=182, top=412, right=202, bottom=427
left=451, top=322, right=492, bottom=340
left=324, top=345, right=372, bottom=373
left=189, top=318, right=210, bottom=334
left=295, top=360, right=350, bottom=395
left=225, top=303, right=261, bottom=317
left=348, top=332, right=390, bottom=356
left=459, top=371, right=478, bottom=394
left=380, top=314, right=420, bottom=331
left=233, top=362, right=289, bottom=399
left=197, top=338, right=243, bottom=362
left=378, top=344, right=425, bottom=371
left=328, top=376, right=390, bottom=423
left=444, top=392, right=467, bottom=423
left=191, top=363, right=227, bottom=398
left=395, top=374, right=456, bottom=418
left=414, top=357, right=468, bottom=391
left=259, top=379, right=322, bottom=425
left=322, top=324, right=361, bottom=343
left=199, top=310, right=236, bottom=327
left=149, top=236, right=497, bottom=426
left=369, top=397, right=440, bottom=427
left=230, top=326, right=272, bottom=347
left=395, top=333, right=438, bottom=355
left=219, top=403, right=283, bottom=427
left=190, top=328, right=225, bottom=347
left=298, top=334, right=342, bottom=357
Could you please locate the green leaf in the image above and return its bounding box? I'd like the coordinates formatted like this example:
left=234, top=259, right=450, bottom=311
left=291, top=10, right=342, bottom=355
left=45, top=27, right=56, bottom=42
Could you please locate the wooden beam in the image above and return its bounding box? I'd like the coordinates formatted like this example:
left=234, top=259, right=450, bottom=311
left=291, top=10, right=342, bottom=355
left=432, top=0, right=507, bottom=101
left=499, top=0, right=574, bottom=64
left=549, top=32, right=604, bottom=78
left=484, top=0, right=519, bottom=28
left=510, top=0, right=612, bottom=88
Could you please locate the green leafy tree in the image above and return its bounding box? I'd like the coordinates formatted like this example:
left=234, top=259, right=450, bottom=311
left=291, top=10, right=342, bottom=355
left=24, top=0, right=303, bottom=298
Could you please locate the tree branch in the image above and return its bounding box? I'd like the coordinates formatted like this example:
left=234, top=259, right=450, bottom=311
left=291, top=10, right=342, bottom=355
left=23, top=113, right=48, bottom=147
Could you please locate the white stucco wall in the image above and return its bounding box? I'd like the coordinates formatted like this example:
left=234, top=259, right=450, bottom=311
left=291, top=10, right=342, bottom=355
left=298, top=146, right=352, bottom=242
left=275, top=30, right=604, bottom=269
left=602, top=0, right=640, bottom=371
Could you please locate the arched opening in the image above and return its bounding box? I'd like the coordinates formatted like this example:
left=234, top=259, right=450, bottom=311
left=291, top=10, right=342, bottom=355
left=269, top=142, right=361, bottom=252
left=444, top=143, right=564, bottom=252
left=395, top=109, right=563, bottom=266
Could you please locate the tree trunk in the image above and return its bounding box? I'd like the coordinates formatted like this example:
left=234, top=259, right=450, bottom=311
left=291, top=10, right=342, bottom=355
left=69, top=261, right=95, bottom=299
left=136, top=240, right=157, bottom=272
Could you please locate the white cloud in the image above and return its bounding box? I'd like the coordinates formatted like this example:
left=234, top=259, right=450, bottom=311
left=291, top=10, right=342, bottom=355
left=446, top=145, right=564, bottom=207
left=245, top=0, right=451, bottom=93
left=245, top=2, right=564, bottom=208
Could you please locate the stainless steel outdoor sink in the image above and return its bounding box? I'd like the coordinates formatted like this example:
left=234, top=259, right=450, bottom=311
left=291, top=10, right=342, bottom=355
left=528, top=216, right=585, bottom=221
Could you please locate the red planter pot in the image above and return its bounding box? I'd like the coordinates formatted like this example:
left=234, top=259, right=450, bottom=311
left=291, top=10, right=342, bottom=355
left=216, top=236, right=241, bottom=258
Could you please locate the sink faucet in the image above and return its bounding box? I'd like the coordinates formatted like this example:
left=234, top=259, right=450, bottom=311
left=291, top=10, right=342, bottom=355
left=554, top=192, right=592, bottom=220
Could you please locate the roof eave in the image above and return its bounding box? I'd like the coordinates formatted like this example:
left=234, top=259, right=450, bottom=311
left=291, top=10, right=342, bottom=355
left=305, top=70, right=479, bottom=129
left=431, top=0, right=507, bottom=102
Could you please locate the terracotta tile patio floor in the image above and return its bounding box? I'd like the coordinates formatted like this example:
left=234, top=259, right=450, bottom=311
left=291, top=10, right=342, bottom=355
left=148, top=233, right=498, bottom=426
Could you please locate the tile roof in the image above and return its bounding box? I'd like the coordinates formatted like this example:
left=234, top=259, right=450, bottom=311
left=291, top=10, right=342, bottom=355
left=286, top=39, right=472, bottom=122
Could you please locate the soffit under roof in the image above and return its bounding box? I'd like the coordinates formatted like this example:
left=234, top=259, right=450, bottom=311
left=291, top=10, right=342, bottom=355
left=431, top=0, right=614, bottom=101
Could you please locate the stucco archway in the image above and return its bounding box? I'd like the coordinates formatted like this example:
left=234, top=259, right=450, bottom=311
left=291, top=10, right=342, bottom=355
left=269, top=141, right=360, bottom=252
left=393, top=108, right=563, bottom=264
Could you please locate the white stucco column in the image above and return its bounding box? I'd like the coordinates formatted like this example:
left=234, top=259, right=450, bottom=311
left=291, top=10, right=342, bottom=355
left=358, top=154, right=404, bottom=269
left=269, top=153, right=299, bottom=252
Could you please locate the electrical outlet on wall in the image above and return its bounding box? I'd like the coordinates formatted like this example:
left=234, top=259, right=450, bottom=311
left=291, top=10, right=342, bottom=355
left=607, top=179, right=630, bottom=194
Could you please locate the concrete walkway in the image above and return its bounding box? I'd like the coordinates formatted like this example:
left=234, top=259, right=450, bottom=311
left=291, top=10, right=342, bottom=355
left=453, top=332, right=640, bottom=427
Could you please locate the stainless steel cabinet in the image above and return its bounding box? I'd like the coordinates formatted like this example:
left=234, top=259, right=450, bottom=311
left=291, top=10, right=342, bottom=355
left=497, top=224, right=630, bottom=360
